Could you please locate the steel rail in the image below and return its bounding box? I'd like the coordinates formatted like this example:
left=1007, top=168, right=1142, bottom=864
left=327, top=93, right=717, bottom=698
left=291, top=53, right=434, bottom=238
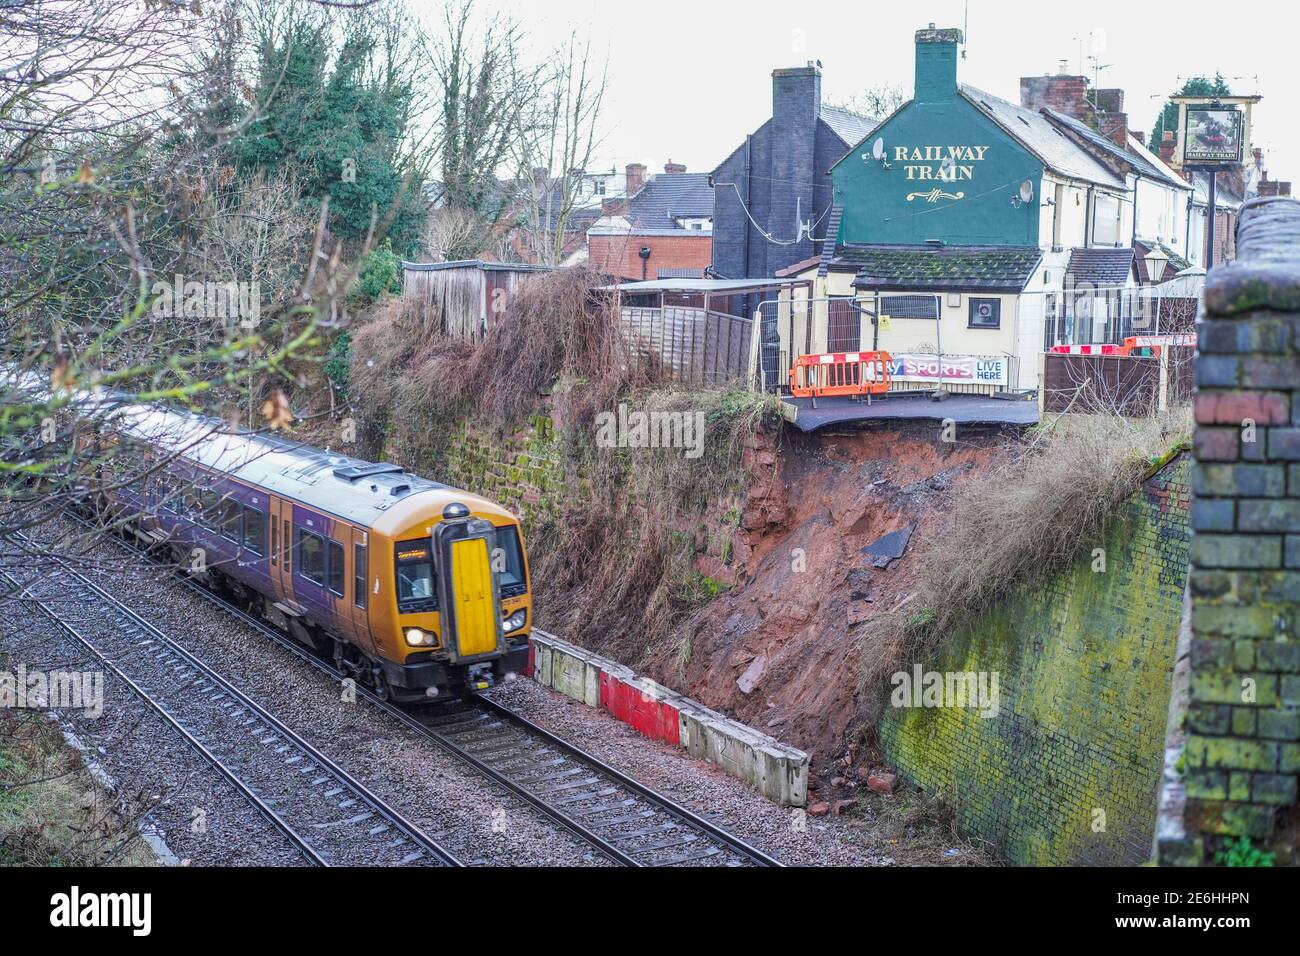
left=10, top=531, right=462, bottom=867
left=0, top=566, right=329, bottom=867
left=65, top=513, right=782, bottom=867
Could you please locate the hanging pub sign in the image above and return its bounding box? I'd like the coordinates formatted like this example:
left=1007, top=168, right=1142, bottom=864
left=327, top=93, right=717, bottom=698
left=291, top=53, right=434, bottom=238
left=1182, top=106, right=1244, bottom=165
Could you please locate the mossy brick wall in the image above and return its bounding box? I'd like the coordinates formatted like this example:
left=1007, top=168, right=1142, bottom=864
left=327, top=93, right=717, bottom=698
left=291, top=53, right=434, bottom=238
left=880, top=454, right=1191, bottom=866
left=440, top=412, right=567, bottom=534
left=1160, top=197, right=1300, bottom=866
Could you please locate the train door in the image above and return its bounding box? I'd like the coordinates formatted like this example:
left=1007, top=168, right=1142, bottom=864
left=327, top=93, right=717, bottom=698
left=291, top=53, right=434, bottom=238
left=268, top=495, right=295, bottom=606
left=347, top=526, right=377, bottom=654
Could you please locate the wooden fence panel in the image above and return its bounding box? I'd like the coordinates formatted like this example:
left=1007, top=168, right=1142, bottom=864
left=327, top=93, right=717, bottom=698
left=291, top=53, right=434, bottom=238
left=1042, top=353, right=1160, bottom=415
left=620, top=307, right=752, bottom=386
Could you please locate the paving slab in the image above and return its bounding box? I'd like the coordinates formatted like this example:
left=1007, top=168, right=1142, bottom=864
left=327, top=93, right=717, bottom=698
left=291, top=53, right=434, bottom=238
left=783, top=394, right=1039, bottom=432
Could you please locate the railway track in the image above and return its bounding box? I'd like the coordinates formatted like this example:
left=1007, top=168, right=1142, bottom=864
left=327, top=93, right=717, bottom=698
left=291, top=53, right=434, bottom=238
left=3, top=537, right=461, bottom=868
left=67, top=514, right=782, bottom=867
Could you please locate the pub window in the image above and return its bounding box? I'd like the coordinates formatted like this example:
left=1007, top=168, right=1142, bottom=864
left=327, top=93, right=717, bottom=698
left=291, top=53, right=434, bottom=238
left=354, top=544, right=367, bottom=610
left=242, top=506, right=266, bottom=555
left=878, top=294, right=940, bottom=320
left=327, top=540, right=344, bottom=597
left=968, top=298, right=1001, bottom=329
left=295, top=528, right=325, bottom=586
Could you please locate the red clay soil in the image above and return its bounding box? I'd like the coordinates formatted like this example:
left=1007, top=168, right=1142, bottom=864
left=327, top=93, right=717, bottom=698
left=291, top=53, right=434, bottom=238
left=641, top=423, right=1011, bottom=776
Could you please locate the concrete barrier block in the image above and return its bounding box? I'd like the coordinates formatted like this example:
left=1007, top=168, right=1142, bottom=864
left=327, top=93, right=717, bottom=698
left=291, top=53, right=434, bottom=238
left=550, top=645, right=589, bottom=704
left=528, top=630, right=808, bottom=806
left=532, top=639, right=553, bottom=687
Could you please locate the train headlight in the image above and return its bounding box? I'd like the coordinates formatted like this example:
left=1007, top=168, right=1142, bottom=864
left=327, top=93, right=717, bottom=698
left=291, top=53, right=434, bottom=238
left=502, top=609, right=527, bottom=633
left=404, top=627, right=434, bottom=647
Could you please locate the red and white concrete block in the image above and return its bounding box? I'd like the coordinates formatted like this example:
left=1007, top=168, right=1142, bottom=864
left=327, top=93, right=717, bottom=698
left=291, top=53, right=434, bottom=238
left=528, top=630, right=809, bottom=807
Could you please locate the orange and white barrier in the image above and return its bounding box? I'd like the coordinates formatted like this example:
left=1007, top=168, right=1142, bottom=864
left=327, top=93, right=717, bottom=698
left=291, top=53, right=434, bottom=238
left=789, top=350, right=892, bottom=401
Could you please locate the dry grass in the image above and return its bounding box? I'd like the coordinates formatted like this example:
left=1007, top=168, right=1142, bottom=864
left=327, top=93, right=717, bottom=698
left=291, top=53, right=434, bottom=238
left=528, top=385, right=777, bottom=660
left=0, top=705, right=158, bottom=866
left=860, top=404, right=1193, bottom=699
left=347, top=268, right=779, bottom=662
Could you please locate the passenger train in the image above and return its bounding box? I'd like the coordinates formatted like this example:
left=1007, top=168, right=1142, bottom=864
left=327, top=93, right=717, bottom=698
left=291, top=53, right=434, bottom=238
left=14, top=376, right=533, bottom=701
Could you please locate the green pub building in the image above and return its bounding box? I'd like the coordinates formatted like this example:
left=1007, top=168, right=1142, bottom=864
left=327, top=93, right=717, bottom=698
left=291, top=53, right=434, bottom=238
left=780, top=25, right=1193, bottom=394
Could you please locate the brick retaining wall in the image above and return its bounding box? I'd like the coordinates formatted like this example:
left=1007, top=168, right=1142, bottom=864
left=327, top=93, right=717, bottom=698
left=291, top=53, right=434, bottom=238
left=1158, top=196, right=1300, bottom=866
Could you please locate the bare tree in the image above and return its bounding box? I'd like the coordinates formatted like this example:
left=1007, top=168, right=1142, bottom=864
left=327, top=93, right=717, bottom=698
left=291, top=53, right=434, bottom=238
left=0, top=1, right=392, bottom=581
left=827, top=83, right=907, bottom=124
left=510, top=34, right=609, bottom=265
left=416, top=0, right=539, bottom=258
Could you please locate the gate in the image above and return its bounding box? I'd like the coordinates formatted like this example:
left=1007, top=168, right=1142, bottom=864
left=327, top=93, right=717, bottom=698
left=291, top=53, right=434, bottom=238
left=754, top=296, right=873, bottom=392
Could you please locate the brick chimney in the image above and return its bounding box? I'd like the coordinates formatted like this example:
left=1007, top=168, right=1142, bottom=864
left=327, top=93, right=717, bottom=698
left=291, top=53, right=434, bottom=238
left=601, top=196, right=628, bottom=217
left=1095, top=88, right=1127, bottom=148
left=1099, top=113, right=1128, bottom=149
left=663, top=160, right=686, bottom=174
left=770, top=62, right=822, bottom=265
left=1131, top=130, right=1146, bottom=146
left=625, top=163, right=646, bottom=196
left=1159, top=130, right=1177, bottom=164
left=1020, top=74, right=1094, bottom=123
left=913, top=24, right=963, bottom=104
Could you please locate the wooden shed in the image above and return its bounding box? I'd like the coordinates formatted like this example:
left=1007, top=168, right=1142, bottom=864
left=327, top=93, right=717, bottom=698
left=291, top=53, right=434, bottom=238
left=401, top=260, right=557, bottom=340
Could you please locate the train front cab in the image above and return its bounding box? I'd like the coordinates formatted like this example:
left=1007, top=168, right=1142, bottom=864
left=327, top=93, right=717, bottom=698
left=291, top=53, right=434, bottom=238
left=374, top=497, right=531, bottom=700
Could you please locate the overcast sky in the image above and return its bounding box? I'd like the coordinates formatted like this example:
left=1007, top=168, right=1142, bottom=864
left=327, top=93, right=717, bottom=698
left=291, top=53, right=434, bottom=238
left=461, top=0, right=1295, bottom=181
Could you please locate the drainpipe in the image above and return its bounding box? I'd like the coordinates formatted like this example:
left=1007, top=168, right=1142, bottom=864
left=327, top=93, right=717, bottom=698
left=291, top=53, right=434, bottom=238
left=639, top=245, right=651, bottom=281
left=1130, top=173, right=1141, bottom=248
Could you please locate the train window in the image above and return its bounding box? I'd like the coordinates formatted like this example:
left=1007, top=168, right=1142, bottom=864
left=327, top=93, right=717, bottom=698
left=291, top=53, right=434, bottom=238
left=201, top=489, right=219, bottom=522
left=395, top=540, right=436, bottom=611
left=162, top=478, right=180, bottom=514
left=494, top=526, right=527, bottom=597
left=283, top=519, right=291, bottom=572
left=327, top=540, right=344, bottom=596
left=354, top=545, right=367, bottom=610
left=219, top=497, right=241, bottom=541
left=242, top=506, right=266, bottom=555
left=295, top=529, right=325, bottom=585
left=270, top=520, right=279, bottom=566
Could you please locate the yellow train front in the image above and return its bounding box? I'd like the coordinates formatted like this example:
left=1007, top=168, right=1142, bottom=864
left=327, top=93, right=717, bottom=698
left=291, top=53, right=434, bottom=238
left=368, top=488, right=533, bottom=701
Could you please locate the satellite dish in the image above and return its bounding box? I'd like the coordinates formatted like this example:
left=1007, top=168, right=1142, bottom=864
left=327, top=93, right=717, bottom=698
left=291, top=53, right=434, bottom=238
left=1019, top=180, right=1034, bottom=204
left=871, top=138, right=885, bottom=161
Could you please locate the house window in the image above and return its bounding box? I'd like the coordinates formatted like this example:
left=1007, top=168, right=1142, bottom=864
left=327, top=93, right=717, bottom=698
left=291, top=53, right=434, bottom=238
left=878, top=295, right=940, bottom=320
left=968, top=298, right=1001, bottom=329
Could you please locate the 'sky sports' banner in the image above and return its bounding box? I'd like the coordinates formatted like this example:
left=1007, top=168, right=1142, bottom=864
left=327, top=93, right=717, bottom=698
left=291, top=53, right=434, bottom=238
left=888, top=353, right=1007, bottom=386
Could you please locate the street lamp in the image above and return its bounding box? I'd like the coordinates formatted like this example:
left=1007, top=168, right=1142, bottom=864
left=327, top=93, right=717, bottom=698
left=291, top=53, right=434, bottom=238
left=1144, top=245, right=1170, bottom=284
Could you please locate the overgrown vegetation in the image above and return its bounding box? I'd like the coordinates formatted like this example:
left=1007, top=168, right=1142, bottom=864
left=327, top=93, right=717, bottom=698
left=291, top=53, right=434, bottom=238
left=0, top=707, right=156, bottom=867
left=859, top=407, right=1193, bottom=701
left=349, top=267, right=779, bottom=660
left=1213, top=835, right=1276, bottom=868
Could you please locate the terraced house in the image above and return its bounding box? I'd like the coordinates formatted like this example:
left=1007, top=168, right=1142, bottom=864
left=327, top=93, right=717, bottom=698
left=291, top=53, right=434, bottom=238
left=776, top=25, right=1196, bottom=394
